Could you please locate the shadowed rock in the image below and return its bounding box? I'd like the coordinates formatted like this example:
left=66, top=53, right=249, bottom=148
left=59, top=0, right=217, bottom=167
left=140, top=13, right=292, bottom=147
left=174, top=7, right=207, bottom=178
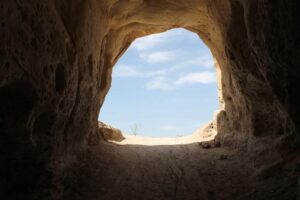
left=0, top=0, right=299, bottom=199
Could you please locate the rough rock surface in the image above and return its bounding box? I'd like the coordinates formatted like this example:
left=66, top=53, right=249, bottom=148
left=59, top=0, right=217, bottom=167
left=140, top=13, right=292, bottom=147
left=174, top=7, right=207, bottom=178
left=97, top=121, right=125, bottom=142
left=0, top=0, right=300, bottom=199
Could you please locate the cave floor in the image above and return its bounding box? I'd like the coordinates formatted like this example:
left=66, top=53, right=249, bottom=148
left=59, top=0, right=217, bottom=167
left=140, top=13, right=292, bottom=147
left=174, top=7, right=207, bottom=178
left=67, top=140, right=255, bottom=200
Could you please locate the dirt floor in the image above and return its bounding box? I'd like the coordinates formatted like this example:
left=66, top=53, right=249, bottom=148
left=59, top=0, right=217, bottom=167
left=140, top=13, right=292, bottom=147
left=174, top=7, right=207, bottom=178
left=63, top=125, right=260, bottom=200
left=91, top=142, right=253, bottom=200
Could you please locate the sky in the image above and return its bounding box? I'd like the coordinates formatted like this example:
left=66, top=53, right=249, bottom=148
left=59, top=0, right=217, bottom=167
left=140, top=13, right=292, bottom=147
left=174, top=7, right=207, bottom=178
left=99, top=28, right=218, bottom=137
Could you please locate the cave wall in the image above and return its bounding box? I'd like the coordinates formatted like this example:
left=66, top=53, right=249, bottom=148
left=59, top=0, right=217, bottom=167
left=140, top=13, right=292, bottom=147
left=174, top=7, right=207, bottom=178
left=0, top=0, right=299, bottom=198
left=243, top=0, right=300, bottom=143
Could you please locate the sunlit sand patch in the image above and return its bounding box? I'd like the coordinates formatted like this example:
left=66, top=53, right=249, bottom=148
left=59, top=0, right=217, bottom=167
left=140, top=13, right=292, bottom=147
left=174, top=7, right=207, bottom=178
left=111, top=122, right=217, bottom=146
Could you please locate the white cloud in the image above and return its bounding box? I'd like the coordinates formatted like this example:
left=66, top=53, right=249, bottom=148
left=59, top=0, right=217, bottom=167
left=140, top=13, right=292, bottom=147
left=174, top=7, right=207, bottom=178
left=187, top=56, right=215, bottom=68
left=146, top=71, right=216, bottom=91
left=132, top=34, right=164, bottom=51
left=131, top=28, right=186, bottom=51
left=169, top=55, right=215, bottom=71
left=176, top=72, right=216, bottom=85
left=113, top=65, right=165, bottom=78
left=114, top=29, right=216, bottom=90
left=146, top=76, right=175, bottom=90
left=140, top=50, right=178, bottom=63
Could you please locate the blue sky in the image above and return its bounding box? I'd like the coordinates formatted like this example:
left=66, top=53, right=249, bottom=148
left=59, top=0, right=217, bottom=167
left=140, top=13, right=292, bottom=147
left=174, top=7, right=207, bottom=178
left=99, top=28, right=218, bottom=137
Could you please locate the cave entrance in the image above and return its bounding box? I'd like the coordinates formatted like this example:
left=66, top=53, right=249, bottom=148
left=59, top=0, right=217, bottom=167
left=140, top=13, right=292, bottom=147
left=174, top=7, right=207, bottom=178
left=99, top=28, right=220, bottom=145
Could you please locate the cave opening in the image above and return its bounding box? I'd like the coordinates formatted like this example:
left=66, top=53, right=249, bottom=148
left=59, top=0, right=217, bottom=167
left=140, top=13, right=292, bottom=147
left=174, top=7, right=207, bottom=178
left=2, top=1, right=300, bottom=199
left=98, top=28, right=221, bottom=145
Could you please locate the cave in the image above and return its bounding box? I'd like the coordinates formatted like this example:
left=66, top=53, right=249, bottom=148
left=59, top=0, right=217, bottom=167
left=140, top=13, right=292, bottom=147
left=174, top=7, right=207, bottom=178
left=0, top=0, right=300, bottom=199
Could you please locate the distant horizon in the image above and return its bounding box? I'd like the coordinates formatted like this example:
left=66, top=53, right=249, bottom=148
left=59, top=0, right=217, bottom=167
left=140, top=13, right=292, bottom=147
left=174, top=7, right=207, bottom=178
left=99, top=28, right=218, bottom=137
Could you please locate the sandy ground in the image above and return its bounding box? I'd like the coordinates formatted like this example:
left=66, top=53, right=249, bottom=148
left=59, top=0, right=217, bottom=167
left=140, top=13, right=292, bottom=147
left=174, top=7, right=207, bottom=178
left=112, top=123, right=217, bottom=146
left=64, top=124, right=258, bottom=200
left=67, top=142, right=254, bottom=200
left=59, top=123, right=299, bottom=200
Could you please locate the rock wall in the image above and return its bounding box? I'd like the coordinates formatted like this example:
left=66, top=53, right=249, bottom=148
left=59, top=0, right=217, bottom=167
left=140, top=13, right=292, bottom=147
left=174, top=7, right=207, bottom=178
left=0, top=0, right=299, bottom=199
left=95, top=121, right=125, bottom=143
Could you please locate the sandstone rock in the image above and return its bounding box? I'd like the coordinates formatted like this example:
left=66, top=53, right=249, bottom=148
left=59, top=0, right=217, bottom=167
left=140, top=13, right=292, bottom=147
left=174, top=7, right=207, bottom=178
left=0, top=0, right=299, bottom=199
left=298, top=176, right=300, bottom=199
left=98, top=121, right=125, bottom=142
left=254, top=160, right=284, bottom=180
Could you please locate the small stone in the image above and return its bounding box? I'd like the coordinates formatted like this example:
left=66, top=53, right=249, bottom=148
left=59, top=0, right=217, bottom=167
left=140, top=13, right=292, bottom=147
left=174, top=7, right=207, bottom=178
left=199, top=142, right=211, bottom=149
left=218, top=154, right=228, bottom=160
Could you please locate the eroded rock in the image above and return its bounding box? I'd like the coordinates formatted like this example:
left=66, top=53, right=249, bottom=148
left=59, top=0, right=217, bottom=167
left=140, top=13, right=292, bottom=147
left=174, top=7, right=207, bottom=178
left=98, top=121, right=125, bottom=142
left=0, top=0, right=299, bottom=199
